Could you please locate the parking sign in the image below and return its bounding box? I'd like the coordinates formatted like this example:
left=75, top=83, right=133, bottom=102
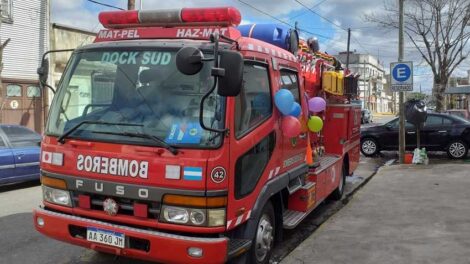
left=390, top=61, right=413, bottom=92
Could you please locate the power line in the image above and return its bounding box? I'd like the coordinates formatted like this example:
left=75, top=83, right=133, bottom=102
left=289, top=0, right=330, bottom=20
left=86, top=0, right=124, bottom=10
left=235, top=0, right=333, bottom=41
left=294, top=0, right=348, bottom=32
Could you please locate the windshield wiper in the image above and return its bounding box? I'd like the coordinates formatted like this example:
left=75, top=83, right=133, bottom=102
left=57, top=120, right=143, bottom=144
left=91, top=131, right=179, bottom=155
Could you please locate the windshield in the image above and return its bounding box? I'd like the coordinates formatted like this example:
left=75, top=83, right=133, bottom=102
left=47, top=48, right=224, bottom=148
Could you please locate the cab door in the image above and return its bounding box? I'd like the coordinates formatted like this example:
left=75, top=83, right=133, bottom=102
left=227, top=61, right=282, bottom=229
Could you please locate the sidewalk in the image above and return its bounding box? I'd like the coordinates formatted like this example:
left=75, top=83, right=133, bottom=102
left=281, top=164, right=470, bottom=264
left=373, top=112, right=395, bottom=117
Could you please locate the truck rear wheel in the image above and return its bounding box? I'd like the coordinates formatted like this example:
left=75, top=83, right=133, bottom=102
left=249, top=202, right=275, bottom=264
left=330, top=162, right=347, bottom=200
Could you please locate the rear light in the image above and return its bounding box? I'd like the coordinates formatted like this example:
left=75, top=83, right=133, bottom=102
left=181, top=7, right=241, bottom=26
left=99, top=7, right=241, bottom=28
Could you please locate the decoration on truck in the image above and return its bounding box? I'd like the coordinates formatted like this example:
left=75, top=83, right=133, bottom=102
left=274, top=89, right=302, bottom=137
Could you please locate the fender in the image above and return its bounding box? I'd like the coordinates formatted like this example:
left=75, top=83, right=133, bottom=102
left=238, top=163, right=308, bottom=239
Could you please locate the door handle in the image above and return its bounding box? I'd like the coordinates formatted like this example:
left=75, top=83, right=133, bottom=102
left=438, top=130, right=447, bottom=133
left=407, top=131, right=416, bottom=134
left=16, top=152, right=25, bottom=157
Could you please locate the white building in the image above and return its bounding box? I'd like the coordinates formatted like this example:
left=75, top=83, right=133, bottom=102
left=0, top=0, right=49, bottom=133
left=335, top=52, right=391, bottom=113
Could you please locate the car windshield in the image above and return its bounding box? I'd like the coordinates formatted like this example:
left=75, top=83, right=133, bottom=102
left=46, top=48, right=224, bottom=148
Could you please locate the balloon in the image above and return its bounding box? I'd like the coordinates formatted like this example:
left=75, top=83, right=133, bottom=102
left=308, top=116, right=323, bottom=132
left=281, top=116, right=301, bottom=137
left=274, top=89, right=295, bottom=115
left=308, top=97, right=326, bottom=112
left=289, top=102, right=302, bottom=117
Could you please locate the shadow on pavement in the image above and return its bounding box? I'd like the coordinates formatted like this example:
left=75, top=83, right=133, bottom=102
left=0, top=180, right=41, bottom=193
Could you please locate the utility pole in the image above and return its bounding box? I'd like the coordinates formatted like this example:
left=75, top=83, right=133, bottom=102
left=128, top=0, right=135, bottom=10
left=346, top=28, right=351, bottom=71
left=398, top=0, right=406, bottom=163
left=363, top=60, right=367, bottom=108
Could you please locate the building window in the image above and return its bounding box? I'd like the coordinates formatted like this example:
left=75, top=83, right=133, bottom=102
left=27, top=86, right=41, bottom=97
left=0, top=0, right=12, bottom=22
left=6, top=84, right=21, bottom=97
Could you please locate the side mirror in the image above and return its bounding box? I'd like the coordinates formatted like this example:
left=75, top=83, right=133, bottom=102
left=37, top=58, right=49, bottom=84
left=176, top=47, right=204, bottom=75
left=217, top=50, right=243, bottom=97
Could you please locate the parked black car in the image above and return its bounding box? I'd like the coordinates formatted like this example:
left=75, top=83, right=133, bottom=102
left=360, top=113, right=470, bottom=159
left=361, top=109, right=372, bottom=124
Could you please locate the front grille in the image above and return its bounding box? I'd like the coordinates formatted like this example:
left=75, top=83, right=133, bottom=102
left=68, top=225, right=150, bottom=252
left=71, top=192, right=161, bottom=219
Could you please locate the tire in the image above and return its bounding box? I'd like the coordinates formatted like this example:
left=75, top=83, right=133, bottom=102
left=360, top=138, right=379, bottom=156
left=248, top=202, right=275, bottom=264
left=330, top=161, right=347, bottom=200
left=447, top=140, right=468, bottom=159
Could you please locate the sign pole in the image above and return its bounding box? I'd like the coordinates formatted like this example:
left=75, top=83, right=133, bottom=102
left=398, top=0, right=405, bottom=163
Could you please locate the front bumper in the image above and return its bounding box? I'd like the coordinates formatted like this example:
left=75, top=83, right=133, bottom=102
left=33, top=208, right=229, bottom=264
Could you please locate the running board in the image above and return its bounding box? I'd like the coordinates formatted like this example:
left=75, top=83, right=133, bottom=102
left=283, top=207, right=315, bottom=229
left=227, top=239, right=252, bottom=259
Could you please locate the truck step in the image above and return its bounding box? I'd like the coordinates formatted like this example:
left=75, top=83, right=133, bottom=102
left=227, top=239, right=252, bottom=259
left=283, top=208, right=314, bottom=229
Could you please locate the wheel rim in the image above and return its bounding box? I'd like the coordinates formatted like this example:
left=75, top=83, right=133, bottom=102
left=255, top=214, right=274, bottom=262
left=449, top=142, right=466, bottom=158
left=362, top=140, right=377, bottom=155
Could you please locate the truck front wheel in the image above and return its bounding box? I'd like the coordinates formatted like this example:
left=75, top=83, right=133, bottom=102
left=249, top=202, right=275, bottom=264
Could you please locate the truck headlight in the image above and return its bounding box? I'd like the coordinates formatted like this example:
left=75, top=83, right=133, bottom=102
left=161, top=195, right=226, bottom=227
left=162, top=206, right=190, bottom=224
left=42, top=185, right=72, bottom=207
left=190, top=209, right=206, bottom=225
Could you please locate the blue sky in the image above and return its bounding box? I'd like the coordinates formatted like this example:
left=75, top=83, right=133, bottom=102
left=51, top=0, right=469, bottom=93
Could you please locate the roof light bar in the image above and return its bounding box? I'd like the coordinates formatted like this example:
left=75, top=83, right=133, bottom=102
left=99, top=7, right=241, bottom=29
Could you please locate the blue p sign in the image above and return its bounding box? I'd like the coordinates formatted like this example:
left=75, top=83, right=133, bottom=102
left=392, top=64, right=411, bottom=82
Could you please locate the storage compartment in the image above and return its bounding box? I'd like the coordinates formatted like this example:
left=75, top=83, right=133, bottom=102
left=288, top=181, right=316, bottom=212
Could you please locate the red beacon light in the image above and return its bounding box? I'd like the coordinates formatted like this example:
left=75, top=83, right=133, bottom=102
left=99, top=7, right=241, bottom=29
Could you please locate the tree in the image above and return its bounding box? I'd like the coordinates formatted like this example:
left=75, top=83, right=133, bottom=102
left=367, top=0, right=470, bottom=112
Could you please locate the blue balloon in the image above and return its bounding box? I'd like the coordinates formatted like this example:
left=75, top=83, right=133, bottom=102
left=289, top=102, right=301, bottom=117
left=274, top=89, right=295, bottom=115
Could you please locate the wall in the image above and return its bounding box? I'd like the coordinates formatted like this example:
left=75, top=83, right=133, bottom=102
left=0, top=0, right=48, bottom=81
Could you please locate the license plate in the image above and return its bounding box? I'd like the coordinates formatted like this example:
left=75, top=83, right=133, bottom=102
left=86, top=227, right=125, bottom=248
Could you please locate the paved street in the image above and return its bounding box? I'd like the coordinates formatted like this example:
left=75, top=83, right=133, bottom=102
left=281, top=163, right=470, bottom=264
left=0, top=153, right=386, bottom=264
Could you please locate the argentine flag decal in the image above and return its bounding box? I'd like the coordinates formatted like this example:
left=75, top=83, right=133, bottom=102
left=183, top=167, right=203, bottom=181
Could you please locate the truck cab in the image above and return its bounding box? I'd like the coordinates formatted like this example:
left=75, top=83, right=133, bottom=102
left=34, top=7, right=360, bottom=264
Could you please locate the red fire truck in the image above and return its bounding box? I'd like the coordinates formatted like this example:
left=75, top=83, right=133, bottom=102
left=34, top=7, right=360, bottom=264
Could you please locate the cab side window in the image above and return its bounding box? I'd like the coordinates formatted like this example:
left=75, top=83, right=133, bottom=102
left=280, top=70, right=300, bottom=102
left=234, top=62, right=272, bottom=138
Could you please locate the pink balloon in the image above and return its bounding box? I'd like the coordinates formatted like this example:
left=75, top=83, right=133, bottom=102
left=281, top=116, right=301, bottom=138
left=308, top=97, right=326, bottom=112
